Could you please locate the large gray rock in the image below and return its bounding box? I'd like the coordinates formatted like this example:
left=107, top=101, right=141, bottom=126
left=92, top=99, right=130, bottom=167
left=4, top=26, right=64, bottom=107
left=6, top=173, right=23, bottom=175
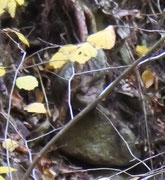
left=57, top=107, right=141, bottom=166
left=53, top=47, right=141, bottom=166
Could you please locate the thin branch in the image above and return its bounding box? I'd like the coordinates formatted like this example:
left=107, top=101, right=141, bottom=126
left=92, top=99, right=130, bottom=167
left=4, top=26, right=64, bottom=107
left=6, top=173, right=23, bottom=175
left=68, top=64, right=75, bottom=119
left=4, top=40, right=26, bottom=180
left=3, top=33, right=37, bottom=180
left=110, top=151, right=165, bottom=179
left=36, top=54, right=51, bottom=116
left=23, top=35, right=165, bottom=180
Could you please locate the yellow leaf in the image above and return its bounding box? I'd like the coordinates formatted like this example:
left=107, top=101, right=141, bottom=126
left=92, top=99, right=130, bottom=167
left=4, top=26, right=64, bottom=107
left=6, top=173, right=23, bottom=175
left=14, top=31, right=30, bottom=47
left=24, top=102, right=47, bottom=114
left=15, top=0, right=24, bottom=5
left=16, top=75, right=38, bottom=90
left=0, top=175, right=4, bottom=180
left=49, top=45, right=73, bottom=69
left=0, top=0, right=24, bottom=18
left=0, top=67, right=6, bottom=76
left=49, top=25, right=116, bottom=69
left=142, top=70, right=155, bottom=88
left=69, top=42, right=97, bottom=63
left=42, top=168, right=55, bottom=180
left=136, top=45, right=149, bottom=55
left=0, top=8, right=4, bottom=16
left=0, top=0, right=8, bottom=16
left=49, top=52, right=68, bottom=69
left=0, top=166, right=17, bottom=174
left=49, top=43, right=97, bottom=69
left=7, top=0, right=17, bottom=18
left=87, top=25, right=116, bottom=49
left=3, top=28, right=30, bottom=47
left=49, top=44, right=78, bottom=68
left=2, top=139, right=18, bottom=152
left=59, top=44, right=77, bottom=54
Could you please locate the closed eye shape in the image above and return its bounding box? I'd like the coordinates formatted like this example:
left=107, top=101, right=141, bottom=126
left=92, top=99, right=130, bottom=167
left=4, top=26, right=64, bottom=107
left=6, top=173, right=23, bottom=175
left=49, top=25, right=116, bottom=69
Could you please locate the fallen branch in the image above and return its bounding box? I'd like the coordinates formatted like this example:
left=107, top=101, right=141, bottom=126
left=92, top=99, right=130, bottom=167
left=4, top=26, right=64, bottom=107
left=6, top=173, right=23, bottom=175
left=23, top=35, right=165, bottom=180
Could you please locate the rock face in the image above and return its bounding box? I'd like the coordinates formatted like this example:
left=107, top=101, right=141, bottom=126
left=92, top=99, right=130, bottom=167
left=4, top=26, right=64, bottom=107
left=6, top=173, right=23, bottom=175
left=54, top=48, right=141, bottom=167
left=57, top=107, right=141, bottom=166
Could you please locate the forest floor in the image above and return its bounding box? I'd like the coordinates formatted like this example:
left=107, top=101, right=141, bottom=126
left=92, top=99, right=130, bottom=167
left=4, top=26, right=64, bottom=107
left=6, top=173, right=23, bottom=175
left=1, top=0, right=165, bottom=180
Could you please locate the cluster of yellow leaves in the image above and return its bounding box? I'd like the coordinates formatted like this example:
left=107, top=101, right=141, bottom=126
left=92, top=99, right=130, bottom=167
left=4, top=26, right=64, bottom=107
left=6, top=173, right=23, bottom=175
left=3, top=26, right=115, bottom=114
left=1, top=139, right=17, bottom=179
left=49, top=43, right=97, bottom=68
left=0, top=166, right=16, bottom=180
left=0, top=0, right=24, bottom=18
left=136, top=45, right=155, bottom=88
left=15, top=26, right=116, bottom=113
left=15, top=75, right=47, bottom=113
left=2, top=28, right=41, bottom=114
left=49, top=25, right=116, bottom=69
left=135, top=44, right=155, bottom=88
